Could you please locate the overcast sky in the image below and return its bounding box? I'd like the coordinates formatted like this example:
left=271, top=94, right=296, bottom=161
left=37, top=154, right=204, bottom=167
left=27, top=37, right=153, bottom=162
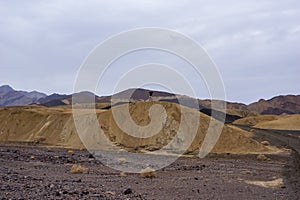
left=0, top=0, right=299, bottom=103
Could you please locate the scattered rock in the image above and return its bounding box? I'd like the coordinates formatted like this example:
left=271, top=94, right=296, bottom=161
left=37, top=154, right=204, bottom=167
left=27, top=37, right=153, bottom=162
left=124, top=188, right=133, bottom=195
left=118, top=157, right=126, bottom=164
left=67, top=150, right=74, bottom=155
left=257, top=154, right=271, bottom=161
left=70, top=164, right=89, bottom=174
left=91, top=194, right=105, bottom=198
left=88, top=154, right=94, bottom=159
left=120, top=172, right=127, bottom=177
left=242, top=170, right=252, bottom=175
left=29, top=155, right=35, bottom=160
left=261, top=141, right=270, bottom=146
left=55, top=191, right=61, bottom=196
left=140, top=167, right=156, bottom=178
left=81, top=191, right=89, bottom=195
left=105, top=191, right=116, bottom=195
left=75, top=179, right=82, bottom=183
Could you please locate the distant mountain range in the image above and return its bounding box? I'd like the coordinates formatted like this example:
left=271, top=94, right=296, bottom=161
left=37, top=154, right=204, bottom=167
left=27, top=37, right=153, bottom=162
left=0, top=85, right=46, bottom=106
left=0, top=85, right=299, bottom=116
left=248, top=95, right=300, bottom=114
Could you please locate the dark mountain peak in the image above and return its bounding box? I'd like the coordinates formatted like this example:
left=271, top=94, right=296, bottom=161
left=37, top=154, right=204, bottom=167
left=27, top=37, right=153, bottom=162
left=0, top=84, right=13, bottom=89
left=111, top=88, right=176, bottom=101
left=258, top=98, right=266, bottom=102
left=45, top=93, right=68, bottom=99
left=0, top=85, right=14, bottom=94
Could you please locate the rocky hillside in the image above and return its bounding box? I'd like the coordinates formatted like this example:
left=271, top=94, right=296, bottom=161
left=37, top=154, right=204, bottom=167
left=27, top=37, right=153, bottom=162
left=0, top=102, right=273, bottom=154
left=202, top=95, right=300, bottom=115
left=248, top=95, right=300, bottom=114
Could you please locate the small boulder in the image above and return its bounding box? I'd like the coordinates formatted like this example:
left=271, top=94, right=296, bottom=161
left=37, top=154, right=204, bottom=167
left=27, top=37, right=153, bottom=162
left=140, top=167, right=156, bottom=178
left=261, top=141, right=270, bottom=146
left=70, top=164, right=89, bottom=174
left=257, top=154, right=270, bottom=161
left=124, top=188, right=133, bottom=195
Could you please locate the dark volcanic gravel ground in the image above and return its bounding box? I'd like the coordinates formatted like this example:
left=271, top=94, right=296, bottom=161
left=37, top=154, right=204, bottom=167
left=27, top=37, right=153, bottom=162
left=0, top=143, right=299, bottom=200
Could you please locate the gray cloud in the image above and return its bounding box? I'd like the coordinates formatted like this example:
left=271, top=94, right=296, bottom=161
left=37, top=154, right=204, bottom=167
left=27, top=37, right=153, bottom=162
left=0, top=0, right=299, bottom=103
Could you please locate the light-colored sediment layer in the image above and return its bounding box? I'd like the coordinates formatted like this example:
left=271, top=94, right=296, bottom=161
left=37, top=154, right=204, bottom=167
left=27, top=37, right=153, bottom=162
left=254, top=114, right=300, bottom=131
left=233, top=114, right=300, bottom=131
left=233, top=115, right=279, bottom=126
left=245, top=178, right=283, bottom=188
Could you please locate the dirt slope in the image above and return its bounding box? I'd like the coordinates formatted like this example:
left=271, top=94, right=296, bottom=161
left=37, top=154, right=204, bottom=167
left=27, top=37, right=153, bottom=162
left=0, top=106, right=84, bottom=148
left=233, top=115, right=279, bottom=126
left=233, top=114, right=300, bottom=131
left=254, top=115, right=300, bottom=130
left=0, top=102, right=273, bottom=154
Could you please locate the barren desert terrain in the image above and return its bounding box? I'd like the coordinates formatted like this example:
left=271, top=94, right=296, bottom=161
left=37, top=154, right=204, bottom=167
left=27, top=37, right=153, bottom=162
left=0, top=89, right=300, bottom=199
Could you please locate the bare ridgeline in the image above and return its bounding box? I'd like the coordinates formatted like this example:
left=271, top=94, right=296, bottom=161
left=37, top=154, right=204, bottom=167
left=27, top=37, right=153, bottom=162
left=0, top=85, right=300, bottom=199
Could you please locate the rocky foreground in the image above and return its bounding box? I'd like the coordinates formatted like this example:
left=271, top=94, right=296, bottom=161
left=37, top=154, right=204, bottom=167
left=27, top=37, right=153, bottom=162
left=0, top=143, right=299, bottom=200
